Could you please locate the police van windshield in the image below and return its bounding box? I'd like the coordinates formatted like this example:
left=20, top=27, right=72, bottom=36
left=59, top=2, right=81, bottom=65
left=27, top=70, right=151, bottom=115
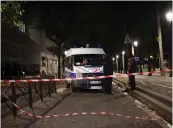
left=74, top=54, right=105, bottom=66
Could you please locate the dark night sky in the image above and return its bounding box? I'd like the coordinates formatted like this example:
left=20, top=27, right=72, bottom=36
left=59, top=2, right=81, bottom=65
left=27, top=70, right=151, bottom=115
left=24, top=1, right=172, bottom=58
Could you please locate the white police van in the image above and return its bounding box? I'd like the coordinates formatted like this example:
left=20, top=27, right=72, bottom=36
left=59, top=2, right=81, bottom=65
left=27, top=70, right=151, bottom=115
left=64, top=47, right=105, bottom=92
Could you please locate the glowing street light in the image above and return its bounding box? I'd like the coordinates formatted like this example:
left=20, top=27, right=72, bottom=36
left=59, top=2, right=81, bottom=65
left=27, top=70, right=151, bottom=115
left=116, top=55, right=119, bottom=59
left=134, top=41, right=138, bottom=47
left=116, top=55, right=119, bottom=73
left=166, top=11, right=173, bottom=22
left=122, top=51, right=125, bottom=55
left=64, top=51, right=67, bottom=55
left=122, top=51, right=125, bottom=73
left=112, top=57, right=115, bottom=61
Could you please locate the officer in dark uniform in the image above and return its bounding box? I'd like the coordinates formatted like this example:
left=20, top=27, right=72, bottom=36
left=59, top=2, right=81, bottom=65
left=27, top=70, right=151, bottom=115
left=103, top=54, right=113, bottom=94
left=128, top=56, right=136, bottom=90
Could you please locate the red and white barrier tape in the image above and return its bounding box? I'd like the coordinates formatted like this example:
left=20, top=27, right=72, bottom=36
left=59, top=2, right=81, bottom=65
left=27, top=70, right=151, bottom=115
left=1, top=70, right=171, bottom=83
left=4, top=94, right=153, bottom=120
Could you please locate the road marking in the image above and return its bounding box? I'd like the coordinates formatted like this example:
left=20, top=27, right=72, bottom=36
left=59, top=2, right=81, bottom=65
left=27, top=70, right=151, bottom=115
left=56, top=88, right=67, bottom=93
left=139, top=80, right=146, bottom=84
left=151, top=83, right=172, bottom=89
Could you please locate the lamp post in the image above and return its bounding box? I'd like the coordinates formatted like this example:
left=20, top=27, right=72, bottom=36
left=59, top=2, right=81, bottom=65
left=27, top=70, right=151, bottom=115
left=134, top=41, right=138, bottom=72
left=132, top=41, right=138, bottom=56
left=134, top=41, right=138, bottom=48
left=64, top=51, right=67, bottom=55
left=156, top=10, right=173, bottom=76
left=116, top=55, right=119, bottom=73
left=166, top=11, right=173, bottom=22
left=112, top=57, right=115, bottom=61
left=166, top=11, right=172, bottom=77
left=122, top=51, right=125, bottom=73
left=112, top=57, right=115, bottom=71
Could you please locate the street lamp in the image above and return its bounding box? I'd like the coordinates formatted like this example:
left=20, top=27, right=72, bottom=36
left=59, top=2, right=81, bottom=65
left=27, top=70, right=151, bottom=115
left=133, top=41, right=139, bottom=72
left=132, top=41, right=138, bottom=56
left=116, top=55, right=119, bottom=73
left=134, top=41, right=138, bottom=47
left=64, top=51, right=67, bottom=55
left=166, top=11, right=173, bottom=22
left=122, top=51, right=125, bottom=55
left=116, top=55, right=119, bottom=59
left=122, top=51, right=125, bottom=73
left=112, top=57, right=115, bottom=61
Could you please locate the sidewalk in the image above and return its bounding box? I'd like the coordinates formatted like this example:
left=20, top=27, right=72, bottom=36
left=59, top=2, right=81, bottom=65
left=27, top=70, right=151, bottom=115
left=113, top=69, right=171, bottom=77
left=113, top=73, right=172, bottom=97
left=1, top=82, right=70, bottom=128
left=28, top=85, right=165, bottom=128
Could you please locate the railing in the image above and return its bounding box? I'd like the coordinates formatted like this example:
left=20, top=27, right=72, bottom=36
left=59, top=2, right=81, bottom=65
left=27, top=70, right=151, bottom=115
left=1, top=75, right=58, bottom=117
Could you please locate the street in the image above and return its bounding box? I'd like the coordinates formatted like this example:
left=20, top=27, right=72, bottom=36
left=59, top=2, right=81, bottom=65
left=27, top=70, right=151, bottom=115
left=28, top=85, right=165, bottom=128
left=116, top=75, right=172, bottom=97
left=1, top=1, right=172, bottom=128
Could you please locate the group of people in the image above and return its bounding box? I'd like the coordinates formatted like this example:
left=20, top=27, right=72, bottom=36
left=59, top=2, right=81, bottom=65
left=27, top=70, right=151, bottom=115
left=103, top=54, right=136, bottom=94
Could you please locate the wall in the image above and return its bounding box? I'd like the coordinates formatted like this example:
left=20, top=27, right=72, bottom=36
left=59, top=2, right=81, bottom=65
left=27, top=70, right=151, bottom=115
left=28, top=27, right=63, bottom=75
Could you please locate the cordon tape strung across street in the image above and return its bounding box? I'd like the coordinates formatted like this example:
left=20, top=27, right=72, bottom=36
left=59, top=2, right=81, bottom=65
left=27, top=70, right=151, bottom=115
left=1, top=69, right=171, bottom=121
left=0, top=69, right=171, bottom=84
left=3, top=94, right=156, bottom=121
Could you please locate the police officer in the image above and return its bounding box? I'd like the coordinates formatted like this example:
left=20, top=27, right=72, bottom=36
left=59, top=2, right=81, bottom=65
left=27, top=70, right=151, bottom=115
left=103, top=54, right=113, bottom=94
left=128, top=56, right=136, bottom=90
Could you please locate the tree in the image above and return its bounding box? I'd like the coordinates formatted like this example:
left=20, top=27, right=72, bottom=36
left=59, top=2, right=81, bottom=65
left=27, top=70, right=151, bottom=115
left=38, top=3, right=76, bottom=78
left=22, top=2, right=88, bottom=78
left=1, top=1, right=25, bottom=27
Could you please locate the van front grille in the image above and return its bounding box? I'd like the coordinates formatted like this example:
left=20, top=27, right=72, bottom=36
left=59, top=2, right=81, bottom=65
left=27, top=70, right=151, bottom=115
left=82, top=73, right=103, bottom=77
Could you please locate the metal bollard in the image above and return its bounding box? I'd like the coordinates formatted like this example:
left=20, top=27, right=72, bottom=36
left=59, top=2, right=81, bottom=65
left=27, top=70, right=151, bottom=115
left=128, top=75, right=136, bottom=90
left=39, top=82, right=43, bottom=102
left=28, top=83, right=33, bottom=108
left=11, top=82, right=17, bottom=117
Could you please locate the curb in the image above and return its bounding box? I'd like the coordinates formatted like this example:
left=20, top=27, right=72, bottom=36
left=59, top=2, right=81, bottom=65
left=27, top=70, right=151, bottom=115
left=136, top=87, right=172, bottom=107
left=113, top=78, right=172, bottom=124
left=129, top=90, right=172, bottom=124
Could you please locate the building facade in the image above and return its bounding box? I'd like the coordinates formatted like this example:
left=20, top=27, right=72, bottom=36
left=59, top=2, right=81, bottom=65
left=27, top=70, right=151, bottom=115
left=2, top=22, right=63, bottom=76
left=27, top=26, right=63, bottom=76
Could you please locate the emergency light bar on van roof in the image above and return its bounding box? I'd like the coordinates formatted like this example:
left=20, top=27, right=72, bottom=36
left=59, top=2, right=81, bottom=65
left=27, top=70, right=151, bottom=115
left=65, top=48, right=105, bottom=57
left=97, top=44, right=102, bottom=48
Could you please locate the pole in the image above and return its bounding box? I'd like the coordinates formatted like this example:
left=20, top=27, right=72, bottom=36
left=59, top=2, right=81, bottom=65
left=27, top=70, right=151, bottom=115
left=116, top=58, right=119, bottom=73
left=159, top=57, right=161, bottom=69
left=58, top=44, right=61, bottom=78
left=122, top=55, right=125, bottom=73
left=47, top=56, right=48, bottom=74
left=11, top=82, right=17, bottom=117
left=157, top=8, right=165, bottom=76
left=132, top=43, right=135, bottom=56
left=28, top=83, right=33, bottom=108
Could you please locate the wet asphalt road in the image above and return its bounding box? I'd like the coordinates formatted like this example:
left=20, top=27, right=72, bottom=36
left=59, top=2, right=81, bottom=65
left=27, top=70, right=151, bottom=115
left=29, top=85, right=164, bottom=128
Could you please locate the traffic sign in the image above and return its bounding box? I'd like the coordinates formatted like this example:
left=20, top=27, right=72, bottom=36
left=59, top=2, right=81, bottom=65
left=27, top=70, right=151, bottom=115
left=135, top=57, right=139, bottom=61
left=124, top=34, right=132, bottom=44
